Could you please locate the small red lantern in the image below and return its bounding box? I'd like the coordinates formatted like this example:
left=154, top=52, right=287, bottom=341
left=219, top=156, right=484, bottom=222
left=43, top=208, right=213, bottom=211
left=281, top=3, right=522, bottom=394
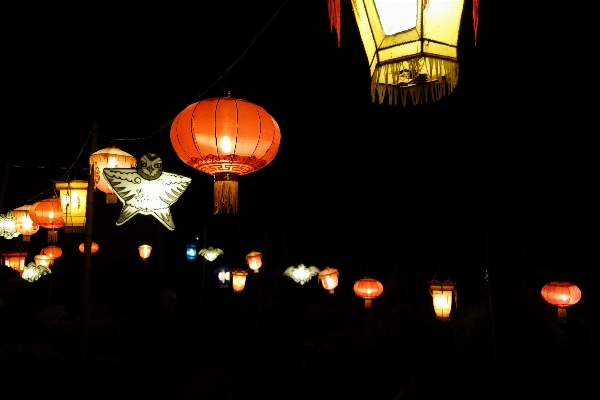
left=138, top=245, right=152, bottom=261
left=12, top=205, right=39, bottom=241
left=170, top=95, right=281, bottom=214
left=41, top=245, right=62, bottom=267
left=245, top=251, right=263, bottom=273
left=541, top=281, right=582, bottom=319
left=318, top=267, right=339, bottom=294
left=29, top=198, right=64, bottom=243
left=2, top=251, right=27, bottom=275
left=79, top=242, right=99, bottom=254
left=353, top=277, right=383, bottom=309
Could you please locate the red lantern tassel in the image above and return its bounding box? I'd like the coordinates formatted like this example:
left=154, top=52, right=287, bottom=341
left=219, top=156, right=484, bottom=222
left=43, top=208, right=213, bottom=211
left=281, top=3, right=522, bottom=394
left=214, top=173, right=238, bottom=214
left=328, top=0, right=341, bottom=47
left=473, top=0, right=479, bottom=46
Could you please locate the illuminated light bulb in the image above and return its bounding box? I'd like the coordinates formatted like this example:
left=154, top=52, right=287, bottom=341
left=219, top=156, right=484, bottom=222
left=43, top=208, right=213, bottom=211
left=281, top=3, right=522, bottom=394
left=220, top=136, right=232, bottom=153
left=49, top=210, right=54, bottom=219
left=562, top=294, right=567, bottom=301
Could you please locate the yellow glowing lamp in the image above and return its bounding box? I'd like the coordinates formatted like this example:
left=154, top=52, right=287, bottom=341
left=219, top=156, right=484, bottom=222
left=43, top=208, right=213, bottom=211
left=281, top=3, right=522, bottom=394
left=352, top=0, right=464, bottom=106
left=318, top=267, right=339, bottom=294
left=199, top=247, right=224, bottom=262
left=231, top=269, right=248, bottom=293
left=34, top=254, right=51, bottom=268
left=284, top=264, right=320, bottom=285
left=12, top=205, right=39, bottom=241
left=429, top=279, right=456, bottom=321
left=55, top=180, right=88, bottom=233
left=2, top=251, right=27, bottom=275
left=90, top=146, right=137, bottom=204
left=245, top=251, right=262, bottom=273
left=138, top=245, right=152, bottom=261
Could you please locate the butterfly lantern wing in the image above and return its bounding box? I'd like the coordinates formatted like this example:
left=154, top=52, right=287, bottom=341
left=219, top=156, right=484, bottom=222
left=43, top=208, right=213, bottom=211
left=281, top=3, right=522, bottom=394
left=103, top=168, right=191, bottom=231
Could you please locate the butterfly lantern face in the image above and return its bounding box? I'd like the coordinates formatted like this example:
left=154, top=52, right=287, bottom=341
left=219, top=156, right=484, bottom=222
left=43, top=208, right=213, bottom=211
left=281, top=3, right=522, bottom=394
left=137, top=153, right=164, bottom=181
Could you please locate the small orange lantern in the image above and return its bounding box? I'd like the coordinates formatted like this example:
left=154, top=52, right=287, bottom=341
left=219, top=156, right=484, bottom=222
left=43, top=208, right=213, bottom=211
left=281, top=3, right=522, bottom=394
left=12, top=205, right=39, bottom=241
left=231, top=269, right=249, bottom=293
left=2, top=251, right=27, bottom=275
left=170, top=94, right=281, bottom=214
left=429, top=279, right=457, bottom=321
left=29, top=198, right=64, bottom=243
left=90, top=146, right=137, bottom=203
left=541, top=281, right=582, bottom=319
left=34, top=254, right=51, bottom=268
left=318, top=267, right=339, bottom=294
left=138, top=245, right=152, bottom=261
left=245, top=251, right=263, bottom=273
left=354, top=277, right=383, bottom=309
left=79, top=242, right=99, bottom=254
left=41, top=245, right=62, bottom=267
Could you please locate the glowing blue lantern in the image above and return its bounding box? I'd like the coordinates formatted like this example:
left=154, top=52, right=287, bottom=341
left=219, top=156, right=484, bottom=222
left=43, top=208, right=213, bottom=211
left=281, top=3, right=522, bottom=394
left=186, top=239, right=199, bottom=261
left=216, top=266, right=231, bottom=288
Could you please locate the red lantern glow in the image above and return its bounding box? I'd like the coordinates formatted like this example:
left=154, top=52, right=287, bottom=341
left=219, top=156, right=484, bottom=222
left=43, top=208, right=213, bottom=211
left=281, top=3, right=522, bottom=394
left=170, top=95, right=281, bottom=214
left=79, top=242, right=99, bottom=254
left=353, top=277, right=383, bottom=309
left=2, top=251, right=27, bottom=275
left=138, top=245, right=152, bottom=261
left=29, top=198, right=64, bottom=243
left=41, top=245, right=62, bottom=266
left=318, top=267, right=339, bottom=294
left=245, top=251, right=263, bottom=273
left=541, top=281, right=582, bottom=318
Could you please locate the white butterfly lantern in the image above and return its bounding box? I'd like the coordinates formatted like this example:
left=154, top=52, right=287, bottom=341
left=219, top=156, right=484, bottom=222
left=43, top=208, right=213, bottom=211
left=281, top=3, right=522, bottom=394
left=103, top=152, right=191, bottom=231
left=284, top=264, right=320, bottom=285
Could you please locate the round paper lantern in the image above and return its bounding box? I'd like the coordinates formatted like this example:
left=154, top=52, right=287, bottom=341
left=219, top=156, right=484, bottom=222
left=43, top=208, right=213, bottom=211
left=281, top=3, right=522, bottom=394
left=2, top=251, right=27, bottom=275
left=138, top=245, right=152, bottom=261
left=34, top=254, right=51, bottom=268
left=429, top=279, right=456, bottom=321
left=231, top=269, right=248, bottom=293
left=541, top=281, right=582, bottom=318
left=216, top=266, right=231, bottom=288
left=41, top=245, right=62, bottom=267
left=318, top=267, right=339, bottom=294
left=170, top=94, right=281, bottom=214
left=12, top=205, right=39, bottom=241
left=90, top=146, right=137, bottom=203
left=55, top=180, right=88, bottom=233
left=354, top=277, right=383, bottom=309
left=79, top=242, right=99, bottom=254
left=245, top=251, right=263, bottom=273
left=29, top=198, right=64, bottom=243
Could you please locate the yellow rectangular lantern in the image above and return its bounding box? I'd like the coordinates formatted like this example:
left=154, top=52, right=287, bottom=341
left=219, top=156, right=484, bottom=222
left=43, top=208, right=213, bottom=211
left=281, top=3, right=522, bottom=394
left=429, top=279, right=456, bottom=321
left=352, top=0, right=464, bottom=106
left=55, top=180, right=88, bottom=233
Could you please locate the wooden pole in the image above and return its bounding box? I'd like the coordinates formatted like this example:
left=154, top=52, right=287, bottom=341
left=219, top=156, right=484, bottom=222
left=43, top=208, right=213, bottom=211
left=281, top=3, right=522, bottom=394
left=81, top=122, right=98, bottom=363
left=200, top=225, right=207, bottom=321
left=484, top=222, right=500, bottom=399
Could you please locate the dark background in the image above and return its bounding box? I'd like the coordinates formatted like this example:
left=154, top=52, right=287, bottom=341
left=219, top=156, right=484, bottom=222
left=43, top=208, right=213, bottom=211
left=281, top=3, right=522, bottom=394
left=1, top=1, right=597, bottom=399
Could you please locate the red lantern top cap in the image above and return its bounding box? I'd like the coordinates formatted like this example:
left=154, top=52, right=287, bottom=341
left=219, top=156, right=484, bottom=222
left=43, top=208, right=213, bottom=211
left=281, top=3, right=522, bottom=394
left=541, top=281, right=581, bottom=308
left=170, top=96, right=281, bottom=177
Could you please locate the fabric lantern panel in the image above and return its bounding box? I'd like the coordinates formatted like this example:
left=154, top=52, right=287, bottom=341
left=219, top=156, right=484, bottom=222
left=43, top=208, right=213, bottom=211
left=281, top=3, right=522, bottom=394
left=245, top=251, right=262, bottom=273
left=318, top=267, right=339, bottom=294
left=55, top=180, right=88, bottom=233
left=2, top=251, right=27, bottom=275
left=429, top=279, right=456, bottom=321
left=217, top=266, right=231, bottom=288
left=541, top=281, right=582, bottom=319
left=12, top=205, right=39, bottom=241
left=231, top=269, right=248, bottom=293
left=354, top=277, right=383, bottom=309
left=29, top=198, right=65, bottom=243
left=138, top=245, right=152, bottom=261
left=352, top=0, right=464, bottom=106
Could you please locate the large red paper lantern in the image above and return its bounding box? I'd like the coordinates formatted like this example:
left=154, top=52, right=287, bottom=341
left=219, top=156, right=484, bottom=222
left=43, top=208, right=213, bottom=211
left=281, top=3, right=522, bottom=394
left=29, top=198, right=65, bottom=243
left=541, top=281, right=582, bottom=319
left=170, top=94, right=281, bottom=214
left=354, top=277, right=383, bottom=309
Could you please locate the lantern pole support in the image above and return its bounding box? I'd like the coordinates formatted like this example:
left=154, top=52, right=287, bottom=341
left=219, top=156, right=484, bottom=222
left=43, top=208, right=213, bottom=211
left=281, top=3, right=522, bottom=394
left=81, top=122, right=98, bottom=364
left=484, top=222, right=500, bottom=399
left=255, top=230, right=268, bottom=349
left=200, top=224, right=207, bottom=322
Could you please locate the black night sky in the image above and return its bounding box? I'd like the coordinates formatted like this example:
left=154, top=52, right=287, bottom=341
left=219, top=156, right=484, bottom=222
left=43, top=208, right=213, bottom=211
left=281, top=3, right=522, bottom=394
left=1, top=2, right=597, bottom=400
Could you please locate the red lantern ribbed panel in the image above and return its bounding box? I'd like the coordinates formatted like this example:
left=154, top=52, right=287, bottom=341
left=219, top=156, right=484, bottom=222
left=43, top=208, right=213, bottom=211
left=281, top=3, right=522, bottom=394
left=170, top=96, right=281, bottom=176
left=353, top=278, right=383, bottom=299
left=41, top=245, right=62, bottom=259
left=541, top=282, right=582, bottom=307
left=29, top=199, right=65, bottom=229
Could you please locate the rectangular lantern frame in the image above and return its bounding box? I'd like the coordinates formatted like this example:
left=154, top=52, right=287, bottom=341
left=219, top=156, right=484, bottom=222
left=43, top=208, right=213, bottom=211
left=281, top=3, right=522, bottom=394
left=55, top=180, right=88, bottom=233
